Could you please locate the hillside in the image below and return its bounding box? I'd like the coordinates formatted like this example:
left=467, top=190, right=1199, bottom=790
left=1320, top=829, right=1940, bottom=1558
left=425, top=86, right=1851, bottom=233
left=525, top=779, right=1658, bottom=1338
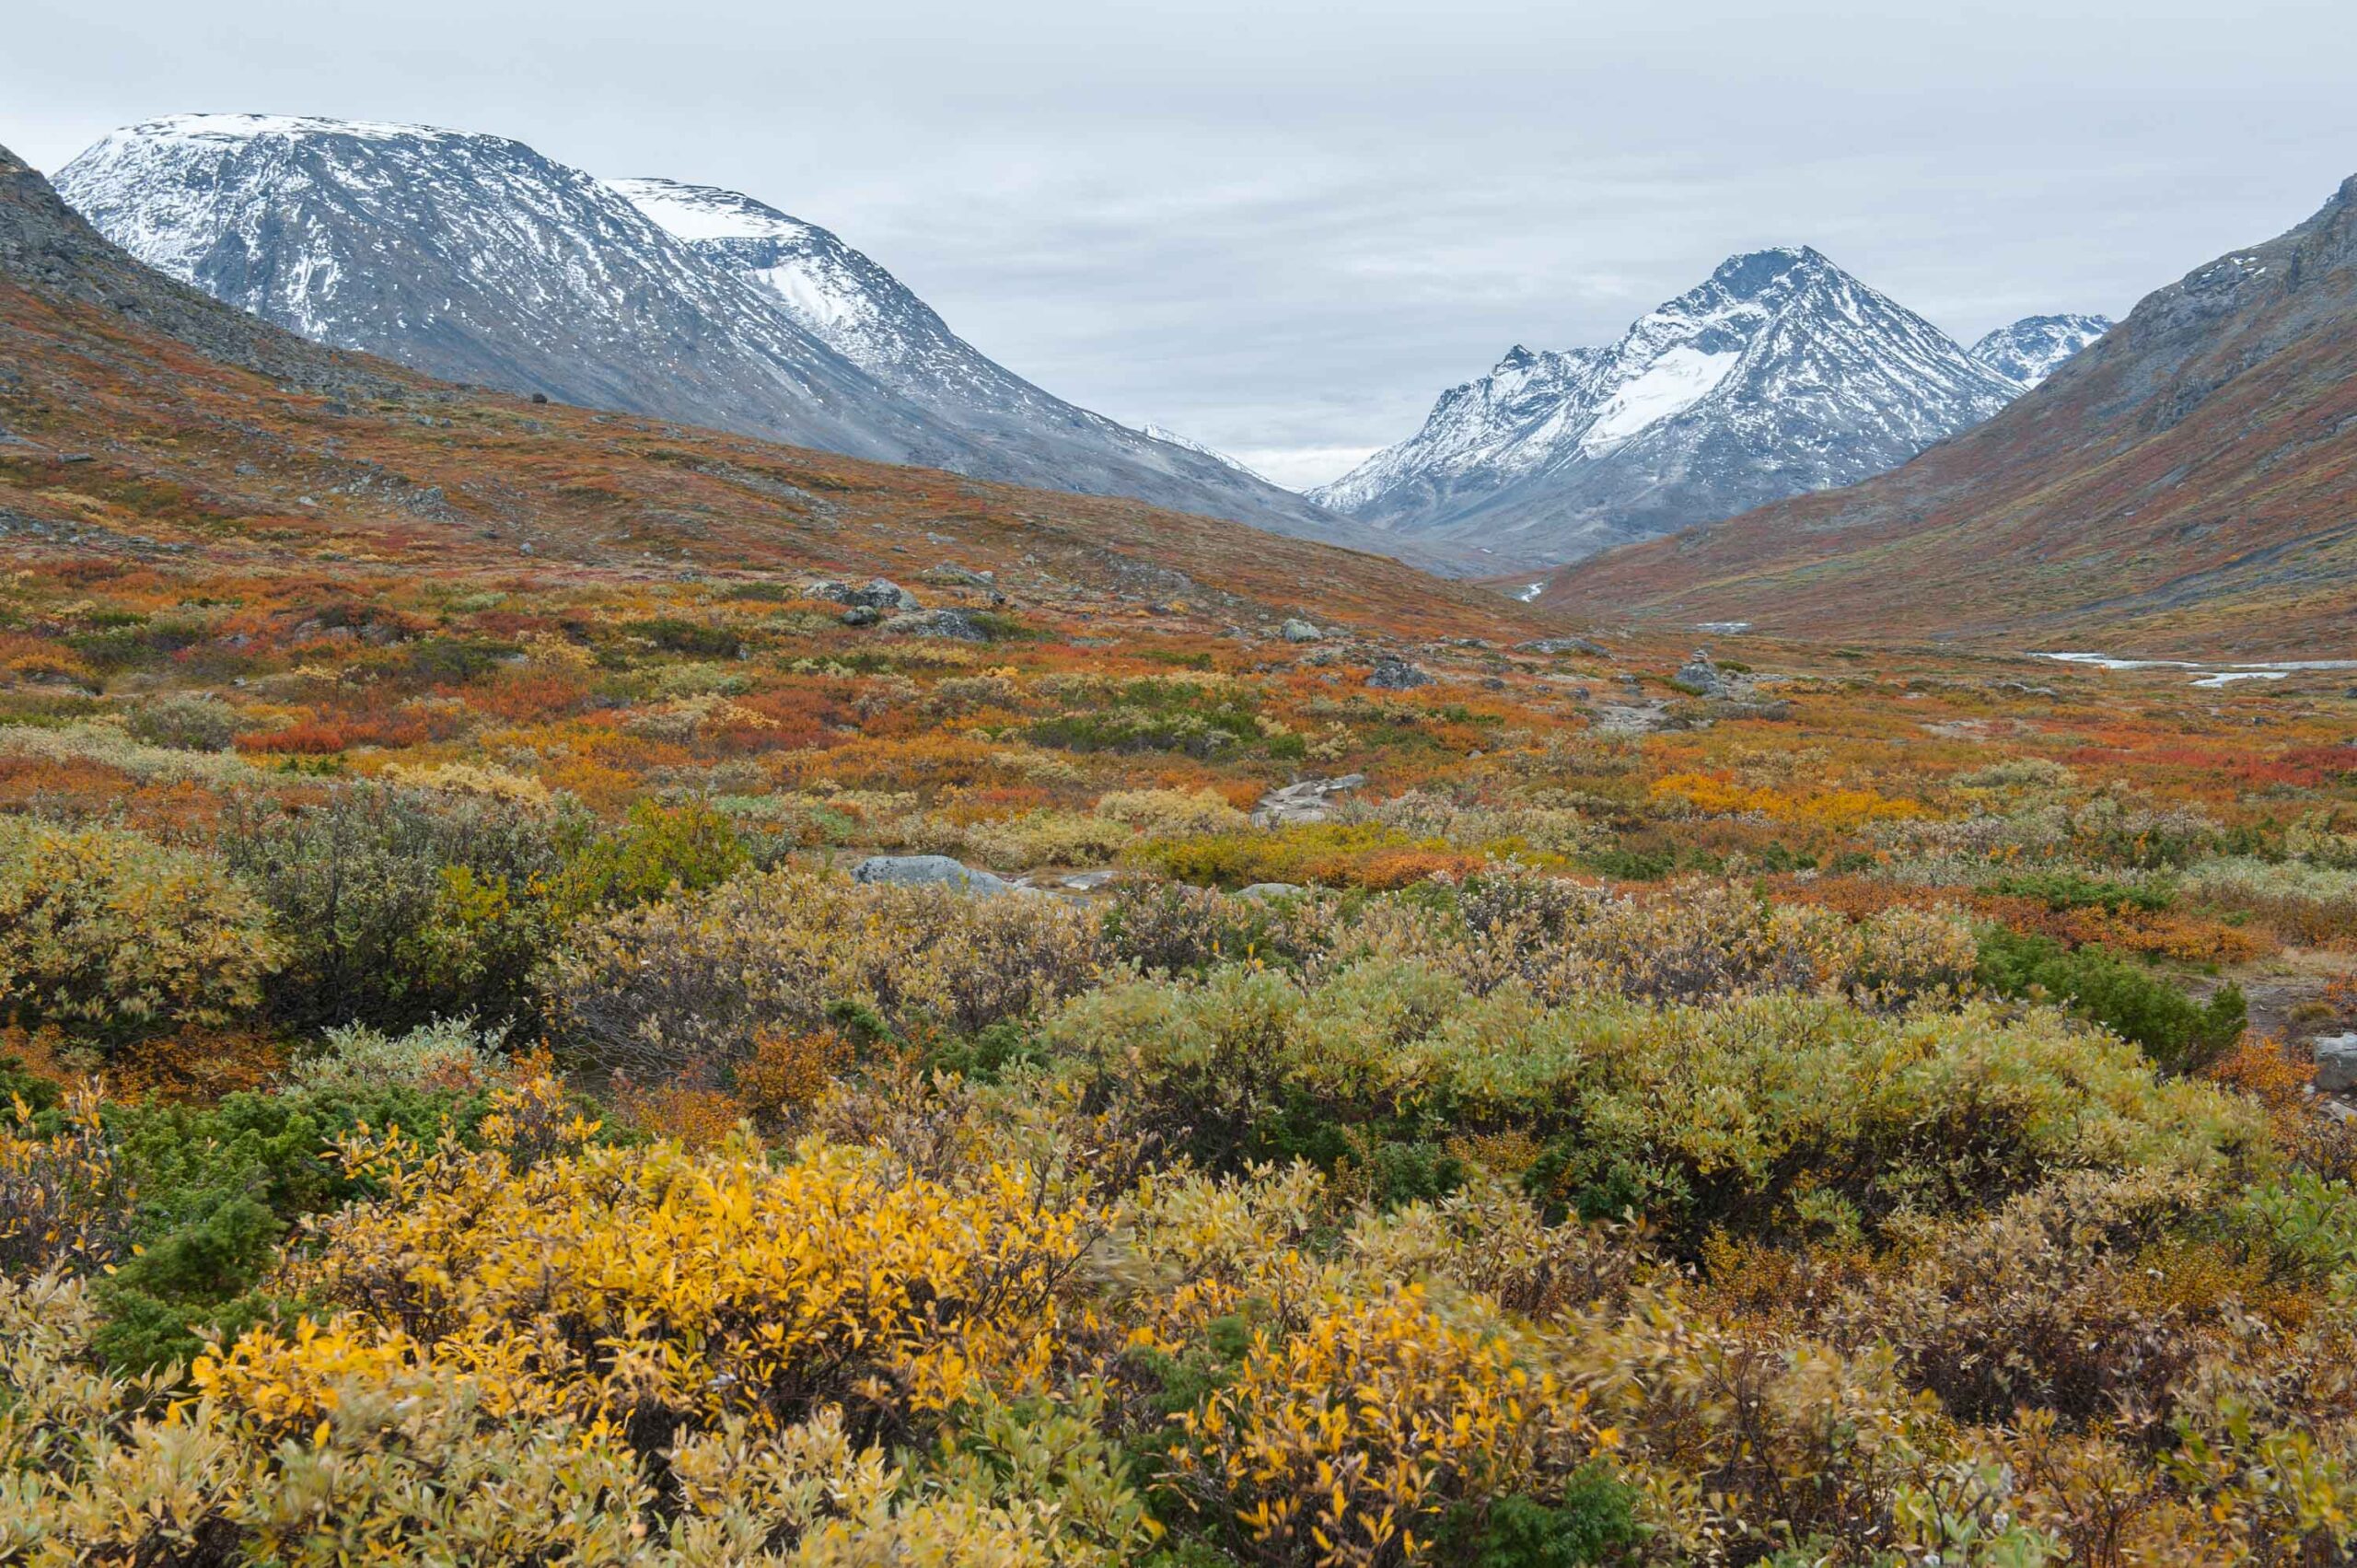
left=1538, top=177, right=2357, bottom=656
left=53, top=116, right=1379, bottom=555
left=0, top=139, right=1532, bottom=643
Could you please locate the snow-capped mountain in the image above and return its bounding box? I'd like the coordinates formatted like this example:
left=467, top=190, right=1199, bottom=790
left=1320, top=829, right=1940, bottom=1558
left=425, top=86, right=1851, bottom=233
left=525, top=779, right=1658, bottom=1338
left=52, top=117, right=1364, bottom=550
left=600, top=176, right=1349, bottom=542
left=1311, top=247, right=2026, bottom=567
left=53, top=114, right=975, bottom=467
left=1968, top=312, right=2113, bottom=389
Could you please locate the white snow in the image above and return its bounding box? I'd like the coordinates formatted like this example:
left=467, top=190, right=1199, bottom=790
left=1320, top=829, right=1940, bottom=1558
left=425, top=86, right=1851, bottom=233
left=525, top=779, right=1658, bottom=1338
left=2032, top=651, right=2356, bottom=688
left=1578, top=345, right=1741, bottom=456
left=603, top=177, right=809, bottom=244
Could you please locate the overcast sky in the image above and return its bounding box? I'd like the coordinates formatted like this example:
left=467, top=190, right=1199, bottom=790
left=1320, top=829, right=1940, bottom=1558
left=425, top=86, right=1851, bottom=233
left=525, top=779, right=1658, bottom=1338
left=9, top=0, right=2357, bottom=487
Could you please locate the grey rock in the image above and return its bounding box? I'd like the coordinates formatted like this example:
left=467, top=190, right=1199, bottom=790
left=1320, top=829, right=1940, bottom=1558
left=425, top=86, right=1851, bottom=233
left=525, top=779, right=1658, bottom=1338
left=1252, top=773, right=1366, bottom=828
left=807, top=577, right=921, bottom=612
left=1280, top=618, right=1322, bottom=644
left=882, top=607, right=993, bottom=642
left=840, top=605, right=881, bottom=627
left=1237, top=882, right=1307, bottom=900
left=2315, top=1033, right=2357, bottom=1095
left=851, top=854, right=1011, bottom=895
left=1366, top=656, right=1432, bottom=691
left=1522, top=637, right=1613, bottom=657
left=1675, top=651, right=1730, bottom=697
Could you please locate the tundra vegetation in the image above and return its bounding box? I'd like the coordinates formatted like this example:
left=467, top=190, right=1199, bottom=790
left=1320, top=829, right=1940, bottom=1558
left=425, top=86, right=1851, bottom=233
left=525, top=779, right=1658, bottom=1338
left=0, top=553, right=2352, bottom=1566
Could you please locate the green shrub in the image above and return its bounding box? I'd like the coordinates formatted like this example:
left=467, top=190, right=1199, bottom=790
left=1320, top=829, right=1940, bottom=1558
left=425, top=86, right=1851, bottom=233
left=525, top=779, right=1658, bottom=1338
left=219, top=785, right=577, bottom=1032
left=1044, top=959, right=2261, bottom=1249
left=1434, top=1468, right=1644, bottom=1566
left=1977, top=927, right=2246, bottom=1074
left=550, top=798, right=748, bottom=918
left=0, top=818, right=279, bottom=1049
left=1985, top=869, right=2173, bottom=913
left=86, top=1080, right=497, bottom=1369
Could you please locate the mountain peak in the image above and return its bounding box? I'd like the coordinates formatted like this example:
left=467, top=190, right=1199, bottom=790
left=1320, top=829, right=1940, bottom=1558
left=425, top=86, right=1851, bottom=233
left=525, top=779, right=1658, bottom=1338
left=1311, top=246, right=2017, bottom=566
left=1709, top=245, right=1829, bottom=296
left=1968, top=312, right=2113, bottom=389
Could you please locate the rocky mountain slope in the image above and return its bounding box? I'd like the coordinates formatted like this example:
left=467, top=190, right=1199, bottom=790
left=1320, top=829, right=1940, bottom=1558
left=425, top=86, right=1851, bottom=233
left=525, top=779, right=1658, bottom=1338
left=1968, top=312, right=2113, bottom=388
left=54, top=115, right=976, bottom=468
left=1311, top=248, right=2025, bottom=569
left=1537, top=178, right=2357, bottom=655
left=602, top=176, right=1352, bottom=548
left=0, top=137, right=1524, bottom=641
left=52, top=116, right=1374, bottom=553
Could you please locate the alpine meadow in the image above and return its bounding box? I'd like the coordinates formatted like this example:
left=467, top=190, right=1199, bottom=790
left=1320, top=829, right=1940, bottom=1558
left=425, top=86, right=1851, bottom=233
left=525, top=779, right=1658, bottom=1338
left=1, top=7, right=2356, bottom=1565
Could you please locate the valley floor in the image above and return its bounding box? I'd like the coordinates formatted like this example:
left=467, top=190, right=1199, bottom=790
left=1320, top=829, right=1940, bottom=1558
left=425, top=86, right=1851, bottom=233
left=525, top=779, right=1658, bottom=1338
left=2, top=536, right=2355, bottom=1564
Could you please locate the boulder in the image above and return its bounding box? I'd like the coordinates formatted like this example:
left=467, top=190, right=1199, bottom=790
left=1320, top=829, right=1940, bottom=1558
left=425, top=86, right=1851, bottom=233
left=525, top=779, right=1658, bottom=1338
left=2315, top=1033, right=2357, bottom=1095
left=806, top=577, right=922, bottom=612
left=1366, top=656, right=1432, bottom=691
left=850, top=854, right=1011, bottom=896
left=840, top=605, right=881, bottom=627
left=1675, top=650, right=1730, bottom=698
left=1237, top=882, right=1307, bottom=900
left=1252, top=773, right=1365, bottom=828
left=1281, top=618, right=1323, bottom=644
left=883, top=607, right=993, bottom=642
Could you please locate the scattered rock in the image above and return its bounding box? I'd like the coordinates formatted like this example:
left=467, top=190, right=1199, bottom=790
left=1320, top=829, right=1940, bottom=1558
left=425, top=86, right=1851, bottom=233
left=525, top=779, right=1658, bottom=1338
left=882, top=607, right=993, bottom=642
left=806, top=577, right=922, bottom=612
left=1522, top=637, right=1612, bottom=658
left=1237, top=882, right=1307, bottom=900
left=1704, top=698, right=1794, bottom=722
left=840, top=605, right=881, bottom=628
left=1056, top=869, right=1122, bottom=892
left=1252, top=774, right=1365, bottom=828
left=851, top=854, right=1012, bottom=896
left=2315, top=1033, right=2357, bottom=1095
left=1366, top=656, right=1432, bottom=691
left=929, top=563, right=995, bottom=587
left=1675, top=650, right=1730, bottom=698
left=1281, top=618, right=1322, bottom=644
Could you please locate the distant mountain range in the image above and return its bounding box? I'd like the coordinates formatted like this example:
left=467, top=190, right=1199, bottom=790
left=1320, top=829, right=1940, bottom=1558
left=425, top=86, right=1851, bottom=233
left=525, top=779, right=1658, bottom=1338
left=0, top=135, right=1526, bottom=640
left=52, top=115, right=1369, bottom=552
left=1537, top=176, right=2357, bottom=655
left=1312, top=247, right=2102, bottom=569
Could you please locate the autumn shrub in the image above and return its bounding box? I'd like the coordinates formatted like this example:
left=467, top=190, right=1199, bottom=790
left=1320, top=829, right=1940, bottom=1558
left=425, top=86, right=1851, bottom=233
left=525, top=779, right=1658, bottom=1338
left=545, top=865, right=1106, bottom=1075
left=248, top=1128, right=1104, bottom=1435
left=0, top=1088, right=134, bottom=1275
left=1048, top=960, right=2262, bottom=1248
left=125, top=691, right=246, bottom=751
left=1976, top=926, right=2247, bottom=1074
left=1164, top=1286, right=1606, bottom=1567
left=219, top=784, right=577, bottom=1031
left=1401, top=875, right=1980, bottom=1011
left=279, top=1016, right=508, bottom=1097
left=0, top=817, right=279, bottom=1051
left=1099, top=880, right=1340, bottom=976
left=546, top=796, right=747, bottom=917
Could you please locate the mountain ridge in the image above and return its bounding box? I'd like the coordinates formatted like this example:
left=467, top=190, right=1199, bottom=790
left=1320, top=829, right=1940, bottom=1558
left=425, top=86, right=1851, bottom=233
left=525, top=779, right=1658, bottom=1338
left=52, top=114, right=1386, bottom=558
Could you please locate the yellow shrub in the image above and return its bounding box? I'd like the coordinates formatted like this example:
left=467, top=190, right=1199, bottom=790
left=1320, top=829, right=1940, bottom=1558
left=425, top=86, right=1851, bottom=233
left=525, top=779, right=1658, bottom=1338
left=1169, top=1286, right=1598, bottom=1567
